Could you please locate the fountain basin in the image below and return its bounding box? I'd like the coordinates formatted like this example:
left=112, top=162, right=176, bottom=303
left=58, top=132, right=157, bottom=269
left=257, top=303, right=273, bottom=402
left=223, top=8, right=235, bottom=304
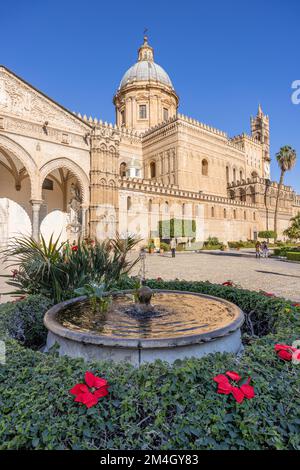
left=44, top=290, right=244, bottom=366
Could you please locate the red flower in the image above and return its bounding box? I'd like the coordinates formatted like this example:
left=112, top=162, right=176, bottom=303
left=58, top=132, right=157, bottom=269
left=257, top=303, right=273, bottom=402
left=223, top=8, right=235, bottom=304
left=292, top=303, right=300, bottom=308
left=226, top=370, right=241, bottom=381
left=222, top=281, right=233, bottom=286
left=213, top=372, right=255, bottom=404
left=69, top=371, right=109, bottom=408
left=274, top=343, right=297, bottom=362
left=240, top=377, right=255, bottom=399
left=156, top=277, right=163, bottom=281
left=260, top=291, right=275, bottom=297
left=71, top=245, right=78, bottom=252
left=11, top=269, right=19, bottom=279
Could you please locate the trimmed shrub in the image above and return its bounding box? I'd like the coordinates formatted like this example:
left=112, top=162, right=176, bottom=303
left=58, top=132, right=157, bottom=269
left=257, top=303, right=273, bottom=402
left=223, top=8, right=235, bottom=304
left=258, top=230, right=277, bottom=239
left=3, top=295, right=53, bottom=350
left=0, top=280, right=299, bottom=450
left=287, top=251, right=300, bottom=262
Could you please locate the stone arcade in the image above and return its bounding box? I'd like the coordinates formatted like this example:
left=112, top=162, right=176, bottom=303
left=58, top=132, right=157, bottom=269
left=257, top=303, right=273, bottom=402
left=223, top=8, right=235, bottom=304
left=0, top=36, right=299, bottom=246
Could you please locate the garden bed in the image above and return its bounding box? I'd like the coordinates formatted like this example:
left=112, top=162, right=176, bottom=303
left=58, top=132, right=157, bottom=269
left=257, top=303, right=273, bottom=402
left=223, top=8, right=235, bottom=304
left=0, top=280, right=299, bottom=450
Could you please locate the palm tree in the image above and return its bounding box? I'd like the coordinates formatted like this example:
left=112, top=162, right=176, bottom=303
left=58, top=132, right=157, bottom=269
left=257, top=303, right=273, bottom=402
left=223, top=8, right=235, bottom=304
left=283, top=212, right=300, bottom=241
left=274, top=146, right=297, bottom=240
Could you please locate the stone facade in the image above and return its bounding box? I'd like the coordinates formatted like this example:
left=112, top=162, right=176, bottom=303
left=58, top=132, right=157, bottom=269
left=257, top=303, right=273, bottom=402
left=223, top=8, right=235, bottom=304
left=0, top=36, right=299, bottom=246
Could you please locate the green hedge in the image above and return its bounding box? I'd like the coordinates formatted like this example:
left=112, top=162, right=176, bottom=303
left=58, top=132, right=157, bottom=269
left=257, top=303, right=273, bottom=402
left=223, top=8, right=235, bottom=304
left=273, top=247, right=300, bottom=257
left=287, top=252, right=300, bottom=262
left=0, top=280, right=299, bottom=450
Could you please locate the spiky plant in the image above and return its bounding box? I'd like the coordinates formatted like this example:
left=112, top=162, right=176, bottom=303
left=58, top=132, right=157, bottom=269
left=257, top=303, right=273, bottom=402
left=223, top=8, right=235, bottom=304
left=1, top=234, right=67, bottom=302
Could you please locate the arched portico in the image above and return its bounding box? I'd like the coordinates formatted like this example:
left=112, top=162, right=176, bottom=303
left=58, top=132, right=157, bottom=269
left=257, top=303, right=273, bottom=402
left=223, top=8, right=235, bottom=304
left=38, top=158, right=90, bottom=244
left=0, top=135, right=37, bottom=245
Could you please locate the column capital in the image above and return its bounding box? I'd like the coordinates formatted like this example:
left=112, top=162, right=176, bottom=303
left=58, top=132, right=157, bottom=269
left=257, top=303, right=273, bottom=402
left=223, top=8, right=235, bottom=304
left=30, top=199, right=43, bottom=207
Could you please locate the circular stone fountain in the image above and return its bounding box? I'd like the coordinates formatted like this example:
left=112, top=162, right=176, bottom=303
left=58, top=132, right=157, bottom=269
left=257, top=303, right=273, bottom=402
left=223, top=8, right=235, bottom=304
left=44, top=289, right=244, bottom=366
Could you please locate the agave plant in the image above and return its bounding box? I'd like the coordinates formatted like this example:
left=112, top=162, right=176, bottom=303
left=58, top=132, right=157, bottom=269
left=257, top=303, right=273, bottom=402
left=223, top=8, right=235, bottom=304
left=1, top=234, right=67, bottom=302
left=74, top=282, right=112, bottom=314
left=1, top=233, right=141, bottom=303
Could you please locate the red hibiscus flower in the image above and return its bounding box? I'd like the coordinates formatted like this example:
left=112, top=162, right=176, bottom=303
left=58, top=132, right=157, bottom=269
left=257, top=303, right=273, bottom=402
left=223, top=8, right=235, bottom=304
left=71, top=245, right=78, bottom=252
left=274, top=343, right=297, bottom=362
left=222, top=281, right=234, bottom=286
left=292, top=303, right=300, bottom=308
left=11, top=269, right=19, bottom=279
left=69, top=371, right=109, bottom=408
left=213, top=371, right=255, bottom=404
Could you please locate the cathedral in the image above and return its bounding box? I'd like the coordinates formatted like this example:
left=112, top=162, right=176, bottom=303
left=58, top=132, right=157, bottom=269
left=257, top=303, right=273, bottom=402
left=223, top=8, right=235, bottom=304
left=0, top=36, right=299, bottom=247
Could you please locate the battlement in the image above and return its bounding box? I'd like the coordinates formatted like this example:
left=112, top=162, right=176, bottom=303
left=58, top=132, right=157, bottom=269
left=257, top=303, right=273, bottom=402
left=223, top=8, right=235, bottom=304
left=72, top=112, right=143, bottom=139
left=228, top=176, right=294, bottom=193
left=141, top=113, right=228, bottom=140
left=119, top=176, right=257, bottom=208
left=230, top=133, right=261, bottom=146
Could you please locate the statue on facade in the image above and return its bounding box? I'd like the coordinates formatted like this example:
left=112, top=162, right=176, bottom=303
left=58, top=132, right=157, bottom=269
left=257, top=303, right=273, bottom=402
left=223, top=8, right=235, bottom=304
left=67, top=183, right=82, bottom=242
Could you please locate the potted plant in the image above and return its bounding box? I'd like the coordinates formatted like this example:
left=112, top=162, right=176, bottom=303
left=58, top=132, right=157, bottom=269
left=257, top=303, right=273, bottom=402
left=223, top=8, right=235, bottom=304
left=148, top=240, right=155, bottom=254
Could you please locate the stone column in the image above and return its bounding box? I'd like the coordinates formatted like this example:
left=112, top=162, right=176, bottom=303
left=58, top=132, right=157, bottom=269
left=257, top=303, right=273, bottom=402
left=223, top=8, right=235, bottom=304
left=81, top=204, right=89, bottom=240
left=30, top=200, right=43, bottom=241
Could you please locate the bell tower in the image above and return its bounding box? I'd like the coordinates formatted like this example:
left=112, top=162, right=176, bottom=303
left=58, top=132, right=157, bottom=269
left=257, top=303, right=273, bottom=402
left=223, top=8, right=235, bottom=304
left=251, top=104, right=271, bottom=179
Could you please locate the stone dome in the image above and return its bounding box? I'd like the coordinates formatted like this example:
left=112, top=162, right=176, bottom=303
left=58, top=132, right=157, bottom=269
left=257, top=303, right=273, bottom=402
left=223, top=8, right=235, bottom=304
left=119, top=60, right=173, bottom=90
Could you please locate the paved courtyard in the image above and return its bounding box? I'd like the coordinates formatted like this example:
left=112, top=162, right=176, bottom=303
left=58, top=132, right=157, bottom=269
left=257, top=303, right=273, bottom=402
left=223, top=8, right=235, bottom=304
left=1, top=251, right=299, bottom=303
left=132, top=251, right=300, bottom=302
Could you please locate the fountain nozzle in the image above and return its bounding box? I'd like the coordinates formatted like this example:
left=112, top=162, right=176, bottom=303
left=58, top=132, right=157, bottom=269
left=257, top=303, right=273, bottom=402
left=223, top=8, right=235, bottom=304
left=137, top=286, right=153, bottom=305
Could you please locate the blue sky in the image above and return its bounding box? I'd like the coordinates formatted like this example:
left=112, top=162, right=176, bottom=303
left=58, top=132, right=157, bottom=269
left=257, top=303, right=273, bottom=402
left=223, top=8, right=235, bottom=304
left=1, top=0, right=299, bottom=192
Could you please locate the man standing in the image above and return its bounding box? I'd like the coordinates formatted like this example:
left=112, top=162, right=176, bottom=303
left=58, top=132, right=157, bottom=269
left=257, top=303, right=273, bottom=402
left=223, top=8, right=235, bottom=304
left=170, top=238, right=176, bottom=258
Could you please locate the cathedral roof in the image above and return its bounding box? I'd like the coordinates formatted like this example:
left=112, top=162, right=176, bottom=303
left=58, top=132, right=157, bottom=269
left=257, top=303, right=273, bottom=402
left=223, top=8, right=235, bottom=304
left=118, top=36, right=174, bottom=90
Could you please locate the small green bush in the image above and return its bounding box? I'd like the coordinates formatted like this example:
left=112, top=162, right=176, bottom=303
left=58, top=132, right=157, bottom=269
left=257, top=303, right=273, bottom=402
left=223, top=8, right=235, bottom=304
left=4, top=295, right=53, bottom=350
left=287, top=251, right=300, bottom=262
left=159, top=242, right=170, bottom=252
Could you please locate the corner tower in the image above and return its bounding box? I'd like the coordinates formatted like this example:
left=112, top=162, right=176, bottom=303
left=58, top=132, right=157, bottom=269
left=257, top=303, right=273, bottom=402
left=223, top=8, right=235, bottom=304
left=113, top=35, right=179, bottom=131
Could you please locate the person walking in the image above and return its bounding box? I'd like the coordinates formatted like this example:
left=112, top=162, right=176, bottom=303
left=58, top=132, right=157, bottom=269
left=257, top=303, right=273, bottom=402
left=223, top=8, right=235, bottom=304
left=170, top=238, right=176, bottom=258
left=255, top=240, right=261, bottom=259
left=262, top=241, right=269, bottom=258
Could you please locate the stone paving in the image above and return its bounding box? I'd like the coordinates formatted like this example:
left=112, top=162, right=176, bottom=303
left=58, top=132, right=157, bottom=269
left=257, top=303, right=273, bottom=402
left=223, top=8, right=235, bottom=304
left=132, top=251, right=300, bottom=302
left=0, top=251, right=299, bottom=303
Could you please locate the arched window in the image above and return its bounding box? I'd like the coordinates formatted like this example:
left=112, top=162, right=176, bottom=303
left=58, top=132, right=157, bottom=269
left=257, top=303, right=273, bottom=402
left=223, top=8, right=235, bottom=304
left=240, top=189, right=246, bottom=202
left=182, top=203, right=185, bottom=216
left=148, top=199, right=152, bottom=212
left=127, top=196, right=132, bottom=211
left=240, top=170, right=243, bottom=181
left=253, top=212, right=256, bottom=221
left=226, top=166, right=230, bottom=183
left=211, top=207, right=215, bottom=217
left=150, top=161, right=156, bottom=178
left=120, top=162, right=127, bottom=177
left=202, top=159, right=208, bottom=176
left=251, top=171, right=258, bottom=178
left=233, top=168, right=236, bottom=183
left=233, top=209, right=237, bottom=219
left=224, top=208, right=227, bottom=218
left=244, top=211, right=247, bottom=220
left=164, top=201, right=169, bottom=214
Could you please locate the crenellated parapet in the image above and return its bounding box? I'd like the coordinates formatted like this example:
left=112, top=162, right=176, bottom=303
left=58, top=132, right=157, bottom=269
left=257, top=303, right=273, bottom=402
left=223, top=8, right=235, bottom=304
left=119, top=176, right=257, bottom=208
